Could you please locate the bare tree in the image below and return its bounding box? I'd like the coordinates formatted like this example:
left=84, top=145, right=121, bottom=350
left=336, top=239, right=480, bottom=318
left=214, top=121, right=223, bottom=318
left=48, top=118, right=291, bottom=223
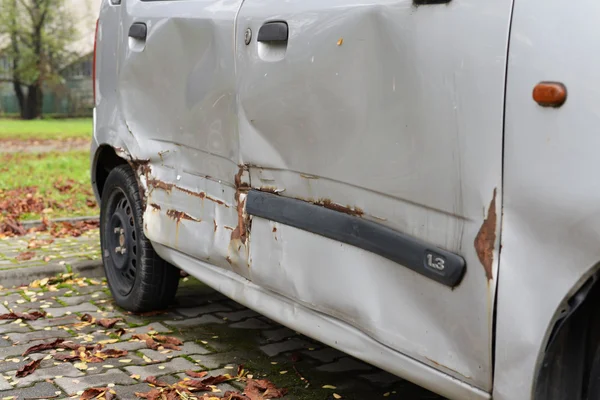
left=0, top=0, right=76, bottom=119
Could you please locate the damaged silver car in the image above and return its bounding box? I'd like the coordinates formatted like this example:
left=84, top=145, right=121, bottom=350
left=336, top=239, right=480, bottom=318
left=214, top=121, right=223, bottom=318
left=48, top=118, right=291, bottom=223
left=91, top=0, right=600, bottom=398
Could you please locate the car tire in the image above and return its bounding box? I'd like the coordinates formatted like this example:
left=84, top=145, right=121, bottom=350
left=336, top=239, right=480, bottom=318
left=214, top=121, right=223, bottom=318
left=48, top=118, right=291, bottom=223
left=100, top=164, right=179, bottom=312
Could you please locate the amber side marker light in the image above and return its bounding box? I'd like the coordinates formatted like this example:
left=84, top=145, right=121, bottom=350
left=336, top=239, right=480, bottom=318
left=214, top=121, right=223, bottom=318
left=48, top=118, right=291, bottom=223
left=533, top=82, right=567, bottom=107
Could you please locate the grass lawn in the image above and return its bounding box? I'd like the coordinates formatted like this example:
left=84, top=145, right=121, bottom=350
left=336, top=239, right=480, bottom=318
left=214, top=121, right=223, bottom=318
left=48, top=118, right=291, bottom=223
left=0, top=118, right=92, bottom=140
left=0, top=150, right=97, bottom=221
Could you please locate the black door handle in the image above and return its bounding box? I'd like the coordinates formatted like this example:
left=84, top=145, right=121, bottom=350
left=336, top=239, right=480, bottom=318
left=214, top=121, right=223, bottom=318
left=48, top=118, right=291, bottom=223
left=129, top=23, right=147, bottom=40
left=257, top=21, right=288, bottom=42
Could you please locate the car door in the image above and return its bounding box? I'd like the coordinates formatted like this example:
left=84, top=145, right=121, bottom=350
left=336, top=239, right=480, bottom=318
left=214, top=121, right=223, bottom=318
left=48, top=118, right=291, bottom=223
left=114, top=0, right=250, bottom=277
left=235, top=0, right=511, bottom=391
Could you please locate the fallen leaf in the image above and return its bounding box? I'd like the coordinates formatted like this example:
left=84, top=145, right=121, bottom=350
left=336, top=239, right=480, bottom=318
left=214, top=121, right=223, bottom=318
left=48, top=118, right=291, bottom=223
left=244, top=378, right=287, bottom=400
left=322, top=385, right=337, bottom=390
left=135, top=388, right=162, bottom=400
left=153, top=335, right=183, bottom=346
left=15, top=358, right=42, bottom=377
left=23, top=338, right=64, bottom=356
left=337, top=38, right=343, bottom=46
left=145, top=376, right=170, bottom=387
left=185, top=370, right=208, bottom=379
left=80, top=314, right=94, bottom=323
left=201, top=375, right=231, bottom=386
left=79, top=387, right=108, bottom=400
left=96, top=318, right=122, bottom=329
left=333, top=394, right=342, bottom=399
left=114, top=328, right=126, bottom=337
left=0, top=311, right=45, bottom=321
left=16, top=251, right=35, bottom=261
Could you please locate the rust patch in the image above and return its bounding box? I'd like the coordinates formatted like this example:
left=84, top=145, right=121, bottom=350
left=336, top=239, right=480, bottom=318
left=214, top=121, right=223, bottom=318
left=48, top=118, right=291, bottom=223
left=147, top=178, right=174, bottom=193
left=213, top=220, right=217, bottom=233
left=474, top=188, right=497, bottom=280
left=231, top=165, right=250, bottom=243
left=272, top=227, right=277, bottom=233
left=149, top=203, right=161, bottom=211
left=225, top=256, right=233, bottom=265
left=166, top=209, right=201, bottom=223
left=317, top=199, right=364, bottom=217
left=224, top=226, right=234, bottom=231
left=175, top=185, right=205, bottom=199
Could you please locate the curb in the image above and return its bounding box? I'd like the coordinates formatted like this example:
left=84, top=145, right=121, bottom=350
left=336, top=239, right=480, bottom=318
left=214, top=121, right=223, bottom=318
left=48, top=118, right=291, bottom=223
left=0, top=259, right=104, bottom=289
left=22, top=216, right=99, bottom=229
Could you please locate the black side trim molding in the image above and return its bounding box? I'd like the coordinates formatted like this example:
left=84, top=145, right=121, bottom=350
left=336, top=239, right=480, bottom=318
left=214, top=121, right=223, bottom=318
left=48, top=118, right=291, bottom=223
left=246, top=190, right=466, bottom=287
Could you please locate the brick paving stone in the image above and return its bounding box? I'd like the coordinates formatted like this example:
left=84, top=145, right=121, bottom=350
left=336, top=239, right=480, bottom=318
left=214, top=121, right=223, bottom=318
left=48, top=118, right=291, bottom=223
left=82, top=354, right=147, bottom=374
left=7, top=329, right=72, bottom=344
left=0, top=375, right=11, bottom=390
left=317, top=357, right=373, bottom=373
left=0, top=337, right=11, bottom=348
left=0, top=321, right=32, bottom=334
left=139, top=341, right=211, bottom=362
left=175, top=303, right=233, bottom=318
left=360, top=370, right=402, bottom=386
left=124, top=357, right=197, bottom=380
left=55, top=369, right=136, bottom=395
left=189, top=352, right=246, bottom=370
left=45, top=302, right=97, bottom=317
left=104, top=340, right=147, bottom=352
left=216, top=309, right=261, bottom=322
left=29, top=314, right=80, bottom=328
left=165, top=315, right=225, bottom=328
left=261, top=327, right=299, bottom=343
left=58, top=294, right=104, bottom=306
left=302, top=347, right=346, bottom=363
left=0, top=381, right=60, bottom=397
left=0, top=344, right=38, bottom=360
left=0, top=358, right=29, bottom=374
left=260, top=339, right=313, bottom=357
left=10, top=361, right=84, bottom=387
left=118, top=323, right=172, bottom=340
left=230, top=318, right=273, bottom=330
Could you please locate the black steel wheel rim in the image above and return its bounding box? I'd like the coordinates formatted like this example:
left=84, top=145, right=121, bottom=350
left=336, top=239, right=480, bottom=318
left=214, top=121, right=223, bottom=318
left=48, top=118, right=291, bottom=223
left=103, top=189, right=137, bottom=296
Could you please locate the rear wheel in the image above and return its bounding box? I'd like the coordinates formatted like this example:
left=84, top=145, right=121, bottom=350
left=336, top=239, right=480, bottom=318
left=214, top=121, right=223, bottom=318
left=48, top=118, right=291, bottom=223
left=100, top=164, right=179, bottom=311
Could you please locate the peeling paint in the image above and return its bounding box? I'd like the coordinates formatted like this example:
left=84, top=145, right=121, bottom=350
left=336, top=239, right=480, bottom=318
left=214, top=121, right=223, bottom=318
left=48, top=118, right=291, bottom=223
left=231, top=165, right=251, bottom=244
left=149, top=203, right=161, bottom=211
left=147, top=178, right=174, bottom=193
left=316, top=198, right=364, bottom=217
left=214, top=220, right=217, bottom=233
left=166, top=209, right=201, bottom=222
left=474, top=188, right=497, bottom=280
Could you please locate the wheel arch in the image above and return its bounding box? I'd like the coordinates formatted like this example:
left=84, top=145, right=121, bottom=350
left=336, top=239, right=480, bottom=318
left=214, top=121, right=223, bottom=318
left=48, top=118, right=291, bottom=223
left=92, top=144, right=128, bottom=204
left=533, top=265, right=600, bottom=399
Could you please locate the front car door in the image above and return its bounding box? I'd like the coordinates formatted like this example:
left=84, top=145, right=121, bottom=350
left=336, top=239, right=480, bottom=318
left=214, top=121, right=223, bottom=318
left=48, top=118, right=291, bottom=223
left=235, top=0, right=512, bottom=394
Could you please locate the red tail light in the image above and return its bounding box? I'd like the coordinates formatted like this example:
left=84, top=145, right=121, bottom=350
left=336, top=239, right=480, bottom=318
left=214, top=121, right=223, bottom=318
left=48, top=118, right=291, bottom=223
left=93, top=18, right=99, bottom=105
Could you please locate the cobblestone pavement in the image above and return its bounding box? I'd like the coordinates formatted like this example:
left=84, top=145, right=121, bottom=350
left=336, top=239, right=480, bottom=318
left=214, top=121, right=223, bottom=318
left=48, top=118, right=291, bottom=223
left=0, top=272, right=445, bottom=400
left=0, top=229, right=101, bottom=287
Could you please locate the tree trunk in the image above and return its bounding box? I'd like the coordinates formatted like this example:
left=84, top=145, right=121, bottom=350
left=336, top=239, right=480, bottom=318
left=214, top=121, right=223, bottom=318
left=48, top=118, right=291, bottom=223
left=12, top=80, right=25, bottom=118
left=21, top=84, right=43, bottom=120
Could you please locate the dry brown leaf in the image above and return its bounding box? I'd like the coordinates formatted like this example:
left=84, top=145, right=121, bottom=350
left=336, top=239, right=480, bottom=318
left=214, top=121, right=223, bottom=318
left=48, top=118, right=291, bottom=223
left=23, top=338, right=64, bottom=356
left=135, top=388, right=163, bottom=400
left=153, top=335, right=183, bottom=346
left=145, top=376, right=170, bottom=387
left=96, top=318, right=122, bottom=329
left=114, top=328, right=126, bottom=337
left=16, top=251, right=36, bottom=261
left=243, top=378, right=287, bottom=400
left=201, top=375, right=231, bottom=386
left=185, top=370, right=208, bottom=379
left=80, top=314, right=95, bottom=323
left=0, top=311, right=45, bottom=321
left=79, top=387, right=108, bottom=400
left=15, top=358, right=42, bottom=377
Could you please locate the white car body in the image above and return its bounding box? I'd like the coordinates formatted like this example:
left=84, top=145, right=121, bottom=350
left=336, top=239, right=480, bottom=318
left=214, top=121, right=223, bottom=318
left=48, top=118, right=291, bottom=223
left=91, top=0, right=600, bottom=398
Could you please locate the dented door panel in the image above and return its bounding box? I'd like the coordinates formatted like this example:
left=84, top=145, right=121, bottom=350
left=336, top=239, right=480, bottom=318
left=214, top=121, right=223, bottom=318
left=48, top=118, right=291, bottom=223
left=237, top=0, right=511, bottom=390
left=101, top=0, right=249, bottom=274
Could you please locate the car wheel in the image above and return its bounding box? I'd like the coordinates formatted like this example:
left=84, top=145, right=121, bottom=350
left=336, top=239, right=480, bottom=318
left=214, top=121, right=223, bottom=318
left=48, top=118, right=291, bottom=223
left=100, top=164, right=179, bottom=312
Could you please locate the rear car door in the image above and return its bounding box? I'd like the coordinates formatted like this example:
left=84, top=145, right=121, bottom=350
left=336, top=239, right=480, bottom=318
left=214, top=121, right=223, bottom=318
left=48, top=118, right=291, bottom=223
left=235, top=0, right=512, bottom=392
left=113, top=0, right=249, bottom=276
